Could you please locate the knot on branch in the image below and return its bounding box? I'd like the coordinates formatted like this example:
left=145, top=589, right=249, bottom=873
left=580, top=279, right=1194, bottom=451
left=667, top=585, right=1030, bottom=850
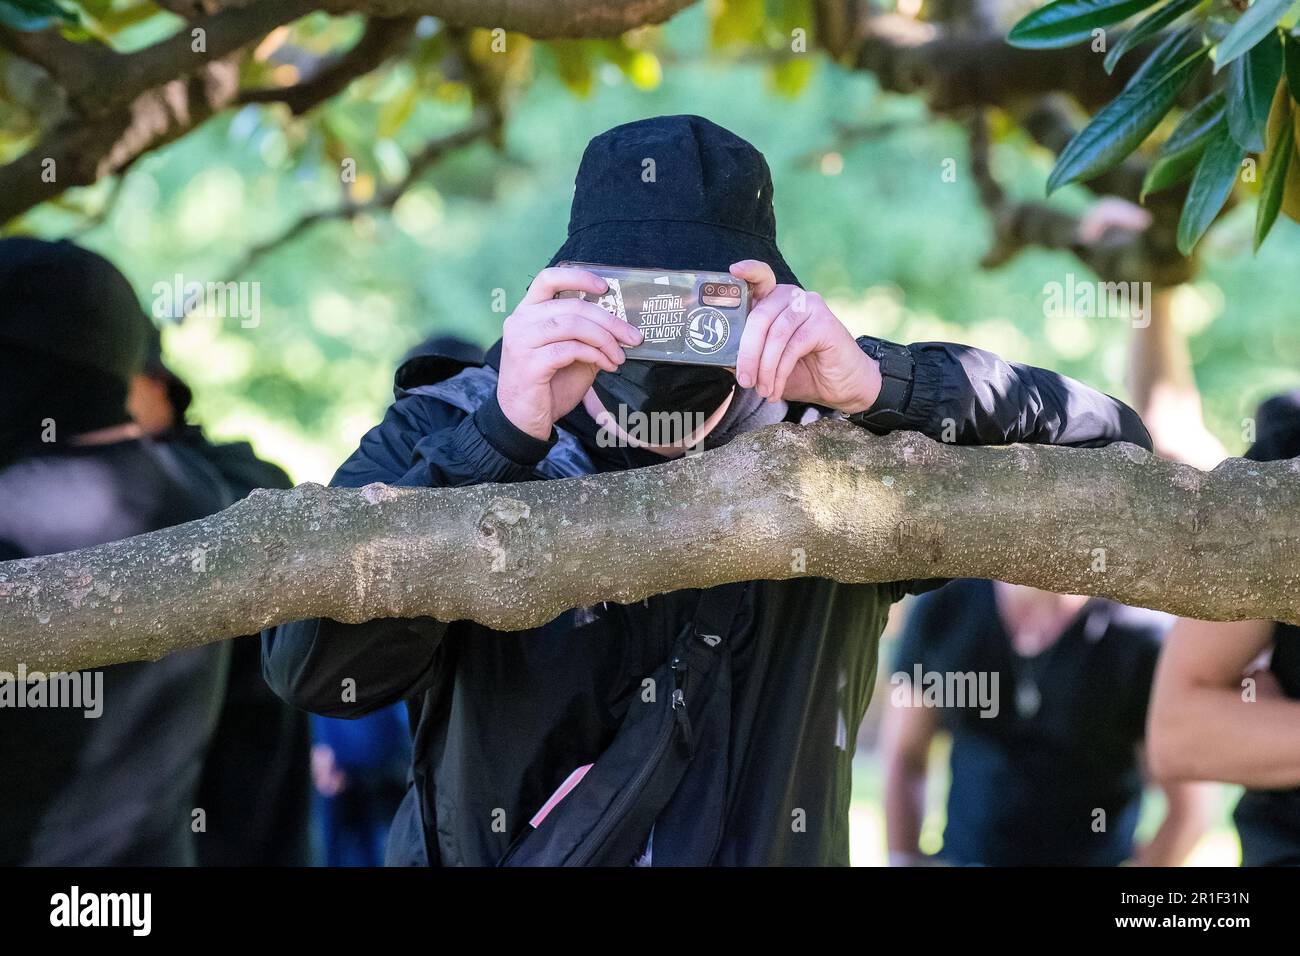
left=360, top=482, right=400, bottom=505
left=1114, top=442, right=1154, bottom=466
left=891, top=517, right=947, bottom=564
left=477, top=497, right=533, bottom=575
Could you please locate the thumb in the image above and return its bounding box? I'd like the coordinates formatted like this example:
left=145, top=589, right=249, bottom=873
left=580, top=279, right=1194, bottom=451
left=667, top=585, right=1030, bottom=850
left=730, top=259, right=777, bottom=299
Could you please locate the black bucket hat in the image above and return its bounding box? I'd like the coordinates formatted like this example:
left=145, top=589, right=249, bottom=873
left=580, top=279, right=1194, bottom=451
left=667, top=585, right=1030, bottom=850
left=547, top=116, right=799, bottom=419
left=546, top=114, right=800, bottom=286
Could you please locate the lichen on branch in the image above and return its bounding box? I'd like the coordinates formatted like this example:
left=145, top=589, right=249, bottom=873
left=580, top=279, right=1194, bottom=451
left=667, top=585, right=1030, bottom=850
left=0, top=421, right=1297, bottom=674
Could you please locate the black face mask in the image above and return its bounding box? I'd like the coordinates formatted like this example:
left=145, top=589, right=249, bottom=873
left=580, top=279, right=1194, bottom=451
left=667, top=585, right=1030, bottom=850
left=593, top=360, right=736, bottom=418
left=0, top=347, right=131, bottom=467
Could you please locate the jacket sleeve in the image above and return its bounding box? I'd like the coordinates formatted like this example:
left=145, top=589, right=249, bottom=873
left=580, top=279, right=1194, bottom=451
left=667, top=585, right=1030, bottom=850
left=864, top=342, right=1152, bottom=603
left=263, top=389, right=556, bottom=717
left=861, top=340, right=1153, bottom=450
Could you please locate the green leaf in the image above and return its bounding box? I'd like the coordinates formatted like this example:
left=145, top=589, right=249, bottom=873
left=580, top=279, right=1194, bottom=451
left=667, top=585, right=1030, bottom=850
left=769, top=57, right=814, bottom=98
left=1166, top=89, right=1229, bottom=152
left=377, top=78, right=418, bottom=137
left=711, top=0, right=766, bottom=48
left=1177, top=120, right=1245, bottom=253
left=1214, top=0, right=1291, bottom=72
left=1047, top=37, right=1209, bottom=192
left=1226, top=28, right=1283, bottom=151
left=1256, top=91, right=1295, bottom=247
left=0, top=0, right=75, bottom=31
left=1104, top=0, right=1201, bottom=74
left=1009, top=0, right=1161, bottom=49
left=549, top=40, right=594, bottom=97
left=1142, top=91, right=1227, bottom=198
left=1121, top=24, right=1204, bottom=89
left=1143, top=142, right=1208, bottom=195
left=84, top=0, right=167, bottom=37
left=1285, top=30, right=1300, bottom=100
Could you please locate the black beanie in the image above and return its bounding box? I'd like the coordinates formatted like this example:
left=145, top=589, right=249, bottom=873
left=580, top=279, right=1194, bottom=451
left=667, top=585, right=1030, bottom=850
left=0, top=237, right=151, bottom=384
left=1245, top=390, right=1300, bottom=463
left=0, top=345, right=132, bottom=466
left=0, top=238, right=148, bottom=464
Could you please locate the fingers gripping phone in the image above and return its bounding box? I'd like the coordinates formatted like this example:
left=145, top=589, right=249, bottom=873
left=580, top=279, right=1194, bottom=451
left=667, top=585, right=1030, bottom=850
left=555, top=262, right=750, bottom=367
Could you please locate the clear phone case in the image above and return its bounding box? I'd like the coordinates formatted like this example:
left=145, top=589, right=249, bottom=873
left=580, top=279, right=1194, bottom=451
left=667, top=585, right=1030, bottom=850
left=555, top=261, right=750, bottom=366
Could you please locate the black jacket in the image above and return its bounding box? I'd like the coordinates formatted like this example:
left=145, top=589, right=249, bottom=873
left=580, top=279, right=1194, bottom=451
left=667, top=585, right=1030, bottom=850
left=263, top=339, right=1151, bottom=866
left=0, top=439, right=231, bottom=865
left=170, top=429, right=315, bottom=867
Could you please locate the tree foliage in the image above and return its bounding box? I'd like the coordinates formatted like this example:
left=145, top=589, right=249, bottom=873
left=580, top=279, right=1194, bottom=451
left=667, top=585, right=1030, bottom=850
left=1011, top=0, right=1300, bottom=251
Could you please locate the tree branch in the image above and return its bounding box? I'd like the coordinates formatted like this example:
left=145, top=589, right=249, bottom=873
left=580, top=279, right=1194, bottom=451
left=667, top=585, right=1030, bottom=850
left=317, top=0, right=698, bottom=38
left=848, top=13, right=1202, bottom=113
left=1, top=421, right=1296, bottom=674
left=221, top=110, right=495, bottom=279
left=0, top=0, right=696, bottom=224
left=0, top=59, right=246, bottom=224
left=155, top=0, right=699, bottom=35
left=236, top=15, right=420, bottom=114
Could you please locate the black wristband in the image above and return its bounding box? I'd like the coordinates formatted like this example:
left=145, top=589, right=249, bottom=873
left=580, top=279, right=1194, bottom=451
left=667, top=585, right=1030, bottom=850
left=849, top=336, right=915, bottom=431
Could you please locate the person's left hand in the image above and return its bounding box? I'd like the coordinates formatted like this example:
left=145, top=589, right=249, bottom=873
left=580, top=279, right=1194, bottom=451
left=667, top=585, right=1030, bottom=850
left=729, top=260, right=881, bottom=414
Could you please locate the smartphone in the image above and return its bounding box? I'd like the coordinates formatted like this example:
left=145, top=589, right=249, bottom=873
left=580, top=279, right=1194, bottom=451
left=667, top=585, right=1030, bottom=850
left=555, top=261, right=749, bottom=367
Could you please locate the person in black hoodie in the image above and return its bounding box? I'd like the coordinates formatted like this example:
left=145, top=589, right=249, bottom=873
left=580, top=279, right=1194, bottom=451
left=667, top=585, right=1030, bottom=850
left=0, top=238, right=229, bottom=865
left=1148, top=390, right=1300, bottom=866
left=263, top=115, right=1153, bottom=866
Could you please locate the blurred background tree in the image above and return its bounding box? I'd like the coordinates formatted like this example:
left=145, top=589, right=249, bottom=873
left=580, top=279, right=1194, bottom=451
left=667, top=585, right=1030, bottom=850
left=2, top=0, right=1297, bottom=864
left=0, top=0, right=1296, bottom=478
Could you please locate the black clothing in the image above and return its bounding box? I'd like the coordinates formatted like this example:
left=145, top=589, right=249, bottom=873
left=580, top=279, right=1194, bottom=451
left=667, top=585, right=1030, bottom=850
left=593, top=358, right=736, bottom=418
left=545, top=116, right=800, bottom=288
left=1, top=346, right=133, bottom=468
left=1245, top=388, right=1300, bottom=462
left=1234, top=623, right=1300, bottom=866
left=396, top=335, right=485, bottom=392
left=264, top=336, right=1151, bottom=866
left=0, top=237, right=150, bottom=384
left=1233, top=394, right=1300, bottom=866
left=893, top=579, right=1169, bottom=866
left=173, top=429, right=314, bottom=867
left=0, top=439, right=230, bottom=865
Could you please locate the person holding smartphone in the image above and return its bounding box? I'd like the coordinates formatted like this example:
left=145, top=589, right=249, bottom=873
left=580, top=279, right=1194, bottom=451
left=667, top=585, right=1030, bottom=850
left=263, top=115, right=1152, bottom=866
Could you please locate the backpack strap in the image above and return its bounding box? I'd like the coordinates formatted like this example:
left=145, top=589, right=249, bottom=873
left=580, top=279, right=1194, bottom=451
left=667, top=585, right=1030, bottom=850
left=648, top=581, right=748, bottom=865
left=691, top=581, right=749, bottom=651
left=499, top=581, right=751, bottom=867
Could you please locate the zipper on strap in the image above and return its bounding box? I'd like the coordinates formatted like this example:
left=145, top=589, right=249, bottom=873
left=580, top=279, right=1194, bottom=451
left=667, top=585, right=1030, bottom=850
left=671, top=656, right=693, bottom=758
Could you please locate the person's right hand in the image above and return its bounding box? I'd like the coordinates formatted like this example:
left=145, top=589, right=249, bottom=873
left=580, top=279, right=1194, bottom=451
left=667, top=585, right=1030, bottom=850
left=497, top=267, right=643, bottom=441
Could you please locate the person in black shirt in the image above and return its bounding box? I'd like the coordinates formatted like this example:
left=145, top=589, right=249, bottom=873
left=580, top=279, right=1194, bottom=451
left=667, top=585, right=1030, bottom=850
left=1149, top=390, right=1300, bottom=866
left=883, top=579, right=1210, bottom=865
left=0, top=237, right=231, bottom=865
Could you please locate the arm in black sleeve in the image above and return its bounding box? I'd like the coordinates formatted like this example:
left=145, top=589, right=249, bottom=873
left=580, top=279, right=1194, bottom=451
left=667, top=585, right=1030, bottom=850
left=263, top=388, right=555, bottom=716
left=853, top=338, right=1153, bottom=450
